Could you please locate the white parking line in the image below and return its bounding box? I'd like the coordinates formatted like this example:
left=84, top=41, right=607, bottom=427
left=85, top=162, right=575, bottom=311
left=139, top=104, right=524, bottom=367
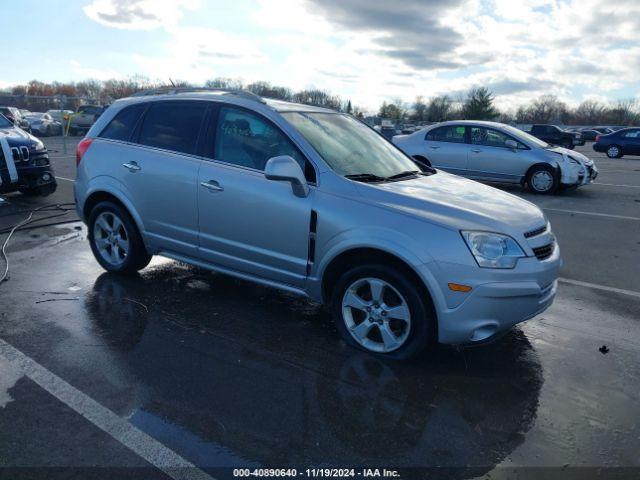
left=559, top=278, right=640, bottom=299
left=55, top=176, right=75, bottom=182
left=544, top=208, right=640, bottom=221
left=0, top=337, right=214, bottom=480
left=593, top=183, right=640, bottom=188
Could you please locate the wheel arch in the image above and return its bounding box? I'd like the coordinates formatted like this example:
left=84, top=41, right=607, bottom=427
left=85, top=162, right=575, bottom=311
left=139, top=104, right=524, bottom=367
left=320, top=247, right=437, bottom=317
left=82, top=188, right=146, bottom=239
left=523, top=162, right=560, bottom=186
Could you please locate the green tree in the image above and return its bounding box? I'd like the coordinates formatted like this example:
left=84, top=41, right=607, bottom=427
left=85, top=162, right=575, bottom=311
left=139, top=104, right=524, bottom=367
left=461, top=87, right=499, bottom=120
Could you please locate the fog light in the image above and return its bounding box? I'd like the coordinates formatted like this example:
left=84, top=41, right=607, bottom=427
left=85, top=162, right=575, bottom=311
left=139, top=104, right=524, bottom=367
left=42, top=173, right=51, bottom=181
left=448, top=283, right=472, bottom=292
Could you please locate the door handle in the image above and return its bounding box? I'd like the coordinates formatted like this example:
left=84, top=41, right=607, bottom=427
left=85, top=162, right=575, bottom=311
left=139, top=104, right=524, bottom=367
left=429, top=146, right=440, bottom=150
left=200, top=180, right=224, bottom=192
left=122, top=161, right=141, bottom=172
left=471, top=148, right=482, bottom=153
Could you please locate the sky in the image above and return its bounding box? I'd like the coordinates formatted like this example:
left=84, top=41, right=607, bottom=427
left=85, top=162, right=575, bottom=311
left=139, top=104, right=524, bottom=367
left=1, top=0, right=639, bottom=112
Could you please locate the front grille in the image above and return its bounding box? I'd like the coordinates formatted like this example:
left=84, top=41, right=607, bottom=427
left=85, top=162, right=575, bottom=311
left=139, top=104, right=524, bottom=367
left=533, top=243, right=554, bottom=261
left=525, top=224, right=547, bottom=238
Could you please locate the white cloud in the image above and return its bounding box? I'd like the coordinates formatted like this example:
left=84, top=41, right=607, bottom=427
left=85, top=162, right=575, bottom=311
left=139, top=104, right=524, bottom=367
left=84, top=0, right=199, bottom=30
left=70, top=60, right=123, bottom=79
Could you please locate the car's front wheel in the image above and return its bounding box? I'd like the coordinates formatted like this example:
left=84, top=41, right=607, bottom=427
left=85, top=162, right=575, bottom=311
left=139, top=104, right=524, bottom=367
left=526, top=165, right=558, bottom=194
left=331, top=264, right=435, bottom=360
left=88, top=201, right=152, bottom=274
left=606, top=145, right=623, bottom=158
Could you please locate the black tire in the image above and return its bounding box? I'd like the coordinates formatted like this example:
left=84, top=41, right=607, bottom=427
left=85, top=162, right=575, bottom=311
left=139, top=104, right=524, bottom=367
left=88, top=201, right=152, bottom=274
left=606, top=145, right=623, bottom=158
left=526, top=165, right=558, bottom=194
left=331, top=264, right=435, bottom=360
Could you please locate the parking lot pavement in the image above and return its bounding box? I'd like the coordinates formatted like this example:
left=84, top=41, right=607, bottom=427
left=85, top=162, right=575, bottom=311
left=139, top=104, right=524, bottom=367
left=0, top=138, right=639, bottom=477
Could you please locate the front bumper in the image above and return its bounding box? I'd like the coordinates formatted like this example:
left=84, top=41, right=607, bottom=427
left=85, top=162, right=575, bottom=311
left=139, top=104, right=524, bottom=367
left=422, top=245, right=561, bottom=345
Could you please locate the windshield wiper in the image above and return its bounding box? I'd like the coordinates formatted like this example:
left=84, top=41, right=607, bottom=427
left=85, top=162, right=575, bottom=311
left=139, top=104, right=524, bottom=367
left=344, top=173, right=387, bottom=183
left=385, top=170, right=421, bottom=181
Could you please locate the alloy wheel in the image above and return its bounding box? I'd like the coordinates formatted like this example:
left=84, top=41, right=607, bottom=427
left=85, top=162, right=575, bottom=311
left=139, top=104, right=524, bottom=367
left=93, top=212, right=129, bottom=267
left=341, top=277, right=411, bottom=353
left=607, top=146, right=620, bottom=158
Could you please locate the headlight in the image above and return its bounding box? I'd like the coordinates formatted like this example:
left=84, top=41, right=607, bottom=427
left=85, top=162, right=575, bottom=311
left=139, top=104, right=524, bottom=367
left=461, top=231, right=525, bottom=269
left=32, top=139, right=45, bottom=151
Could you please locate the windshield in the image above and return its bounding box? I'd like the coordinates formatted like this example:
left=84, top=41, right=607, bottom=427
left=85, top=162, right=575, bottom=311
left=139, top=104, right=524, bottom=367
left=503, top=125, right=550, bottom=148
left=0, top=114, right=12, bottom=128
left=282, top=112, right=419, bottom=179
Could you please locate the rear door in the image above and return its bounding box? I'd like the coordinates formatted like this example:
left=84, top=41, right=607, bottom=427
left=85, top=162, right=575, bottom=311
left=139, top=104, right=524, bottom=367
left=107, top=101, right=207, bottom=257
left=621, top=129, right=640, bottom=155
left=423, top=125, right=469, bottom=174
left=466, top=127, right=528, bottom=183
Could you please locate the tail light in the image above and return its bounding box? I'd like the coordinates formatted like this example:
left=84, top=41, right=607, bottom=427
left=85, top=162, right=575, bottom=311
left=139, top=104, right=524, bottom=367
left=76, top=138, right=93, bottom=166
left=595, top=135, right=601, bottom=143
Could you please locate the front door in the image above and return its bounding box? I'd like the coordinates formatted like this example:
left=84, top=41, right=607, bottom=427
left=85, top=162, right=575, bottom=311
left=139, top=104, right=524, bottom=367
left=197, top=105, right=314, bottom=288
left=466, top=127, right=526, bottom=183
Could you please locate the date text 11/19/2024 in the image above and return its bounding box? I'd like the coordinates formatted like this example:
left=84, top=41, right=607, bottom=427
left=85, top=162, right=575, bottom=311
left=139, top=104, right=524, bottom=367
left=233, top=469, right=401, bottom=478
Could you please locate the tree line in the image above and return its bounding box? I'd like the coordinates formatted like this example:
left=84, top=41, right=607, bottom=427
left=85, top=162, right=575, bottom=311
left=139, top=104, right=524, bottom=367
left=1, top=76, right=362, bottom=116
left=2, top=77, right=638, bottom=126
left=381, top=88, right=640, bottom=126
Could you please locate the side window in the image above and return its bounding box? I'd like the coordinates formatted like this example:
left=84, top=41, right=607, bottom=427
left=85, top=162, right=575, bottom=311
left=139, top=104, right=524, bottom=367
left=426, top=126, right=466, bottom=143
left=138, top=102, right=206, bottom=155
left=99, top=104, right=145, bottom=142
left=623, top=130, right=640, bottom=138
left=214, top=107, right=310, bottom=176
left=471, top=127, right=525, bottom=149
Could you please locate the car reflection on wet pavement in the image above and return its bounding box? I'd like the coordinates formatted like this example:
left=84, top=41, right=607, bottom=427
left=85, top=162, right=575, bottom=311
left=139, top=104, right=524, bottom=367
left=84, top=267, right=542, bottom=473
left=0, top=227, right=639, bottom=478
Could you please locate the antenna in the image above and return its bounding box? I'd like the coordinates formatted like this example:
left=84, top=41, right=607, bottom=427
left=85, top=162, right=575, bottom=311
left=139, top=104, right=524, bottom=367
left=168, top=78, right=176, bottom=87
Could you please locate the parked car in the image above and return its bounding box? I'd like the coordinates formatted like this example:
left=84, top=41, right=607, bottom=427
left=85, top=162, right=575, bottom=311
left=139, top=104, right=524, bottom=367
left=393, top=121, right=597, bottom=194
left=593, top=128, right=640, bottom=158
left=74, top=89, right=560, bottom=359
left=0, top=106, right=31, bottom=132
left=529, top=124, right=582, bottom=149
left=69, top=104, right=108, bottom=135
left=0, top=112, right=57, bottom=196
left=23, top=112, right=62, bottom=136
left=46, top=109, right=74, bottom=129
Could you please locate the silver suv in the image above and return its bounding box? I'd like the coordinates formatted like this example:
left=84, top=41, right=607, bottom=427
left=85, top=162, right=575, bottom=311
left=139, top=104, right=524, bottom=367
left=74, top=89, right=561, bottom=359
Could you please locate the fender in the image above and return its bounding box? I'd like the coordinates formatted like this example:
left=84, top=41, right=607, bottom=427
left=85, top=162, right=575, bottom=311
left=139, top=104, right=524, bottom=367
left=82, top=175, right=147, bottom=239
left=307, top=226, right=442, bottom=305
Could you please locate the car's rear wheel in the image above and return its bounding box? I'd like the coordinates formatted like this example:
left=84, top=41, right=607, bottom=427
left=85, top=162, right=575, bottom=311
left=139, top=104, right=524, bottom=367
left=606, top=145, right=623, bottom=158
left=88, top=201, right=152, bottom=274
left=331, top=264, right=435, bottom=360
left=526, top=165, right=558, bottom=194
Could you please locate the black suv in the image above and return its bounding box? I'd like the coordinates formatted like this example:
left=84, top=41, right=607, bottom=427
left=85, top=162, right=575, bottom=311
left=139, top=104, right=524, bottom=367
left=0, top=113, right=57, bottom=196
left=530, top=124, right=583, bottom=149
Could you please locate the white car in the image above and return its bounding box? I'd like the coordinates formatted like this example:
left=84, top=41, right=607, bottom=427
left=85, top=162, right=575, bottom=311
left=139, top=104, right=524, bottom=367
left=23, top=112, right=62, bottom=136
left=393, top=120, right=598, bottom=194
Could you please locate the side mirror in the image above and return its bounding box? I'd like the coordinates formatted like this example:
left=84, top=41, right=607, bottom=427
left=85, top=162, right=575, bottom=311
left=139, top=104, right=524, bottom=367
left=264, top=155, right=310, bottom=198
left=505, top=139, right=518, bottom=150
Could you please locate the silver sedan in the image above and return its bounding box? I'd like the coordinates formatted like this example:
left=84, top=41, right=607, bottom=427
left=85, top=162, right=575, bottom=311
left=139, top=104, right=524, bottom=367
left=393, top=120, right=598, bottom=194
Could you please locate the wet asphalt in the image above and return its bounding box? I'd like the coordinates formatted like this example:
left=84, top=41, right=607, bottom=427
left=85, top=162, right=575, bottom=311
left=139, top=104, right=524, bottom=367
left=0, top=137, right=638, bottom=479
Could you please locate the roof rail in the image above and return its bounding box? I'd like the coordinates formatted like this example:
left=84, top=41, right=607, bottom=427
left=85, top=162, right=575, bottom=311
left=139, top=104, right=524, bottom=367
left=131, top=87, right=266, bottom=103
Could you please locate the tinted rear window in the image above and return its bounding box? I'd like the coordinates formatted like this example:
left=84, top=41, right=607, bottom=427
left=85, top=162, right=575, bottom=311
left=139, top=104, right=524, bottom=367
left=138, top=102, right=206, bottom=155
left=99, top=104, right=145, bottom=142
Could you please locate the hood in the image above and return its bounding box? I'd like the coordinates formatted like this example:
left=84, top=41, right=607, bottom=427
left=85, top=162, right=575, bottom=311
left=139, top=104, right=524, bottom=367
left=548, top=146, right=594, bottom=166
left=0, top=126, right=41, bottom=148
left=355, top=171, right=546, bottom=235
